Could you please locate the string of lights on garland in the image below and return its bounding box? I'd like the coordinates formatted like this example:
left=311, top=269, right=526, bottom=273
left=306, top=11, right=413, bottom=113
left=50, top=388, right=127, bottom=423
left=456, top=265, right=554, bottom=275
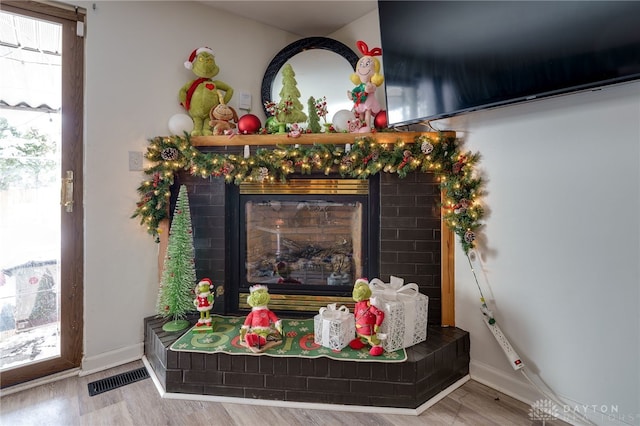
left=132, top=133, right=484, bottom=252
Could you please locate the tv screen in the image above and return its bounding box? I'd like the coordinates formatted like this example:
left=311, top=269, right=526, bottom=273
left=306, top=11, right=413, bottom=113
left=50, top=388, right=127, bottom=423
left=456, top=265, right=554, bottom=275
left=378, top=1, right=640, bottom=127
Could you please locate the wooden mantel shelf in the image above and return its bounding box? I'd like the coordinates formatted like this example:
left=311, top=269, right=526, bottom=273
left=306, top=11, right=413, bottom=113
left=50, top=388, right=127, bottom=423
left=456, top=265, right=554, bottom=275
left=191, top=130, right=456, bottom=147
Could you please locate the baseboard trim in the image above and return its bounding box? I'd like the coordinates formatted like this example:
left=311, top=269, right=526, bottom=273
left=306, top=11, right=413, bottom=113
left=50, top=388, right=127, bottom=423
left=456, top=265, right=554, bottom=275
left=80, top=343, right=143, bottom=376
left=1, top=344, right=144, bottom=396
left=0, top=368, right=80, bottom=397
left=141, top=355, right=469, bottom=416
left=415, top=375, right=471, bottom=415
left=469, top=359, right=540, bottom=406
left=468, top=360, right=630, bottom=426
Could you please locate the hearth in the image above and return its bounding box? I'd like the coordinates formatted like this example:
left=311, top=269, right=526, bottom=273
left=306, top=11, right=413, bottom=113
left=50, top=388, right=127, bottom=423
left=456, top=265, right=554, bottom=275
left=144, top=315, right=470, bottom=410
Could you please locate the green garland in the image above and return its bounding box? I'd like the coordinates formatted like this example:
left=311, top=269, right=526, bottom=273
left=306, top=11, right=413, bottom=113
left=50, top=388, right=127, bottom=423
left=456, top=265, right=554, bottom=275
left=132, top=133, right=484, bottom=252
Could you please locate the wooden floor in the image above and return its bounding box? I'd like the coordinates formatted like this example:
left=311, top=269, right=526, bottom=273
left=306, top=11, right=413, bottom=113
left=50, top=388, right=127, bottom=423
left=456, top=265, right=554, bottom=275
left=0, top=360, right=568, bottom=426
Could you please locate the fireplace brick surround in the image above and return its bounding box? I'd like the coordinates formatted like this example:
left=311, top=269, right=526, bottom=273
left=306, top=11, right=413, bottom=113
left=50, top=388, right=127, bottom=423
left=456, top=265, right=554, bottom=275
left=172, top=149, right=443, bottom=323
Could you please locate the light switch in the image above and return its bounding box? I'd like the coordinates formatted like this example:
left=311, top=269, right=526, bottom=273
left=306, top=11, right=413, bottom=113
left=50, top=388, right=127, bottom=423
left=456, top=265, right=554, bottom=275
left=128, top=151, right=143, bottom=171
left=238, top=91, right=252, bottom=110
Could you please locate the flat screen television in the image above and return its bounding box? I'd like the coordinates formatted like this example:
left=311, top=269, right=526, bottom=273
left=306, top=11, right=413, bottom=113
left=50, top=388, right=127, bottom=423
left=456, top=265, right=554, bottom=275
left=378, top=1, right=640, bottom=127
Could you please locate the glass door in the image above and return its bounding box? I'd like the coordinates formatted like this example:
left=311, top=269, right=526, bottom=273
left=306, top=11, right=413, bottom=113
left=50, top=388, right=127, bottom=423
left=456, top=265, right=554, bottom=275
left=0, top=2, right=84, bottom=387
left=0, top=8, right=63, bottom=372
left=0, top=114, right=62, bottom=370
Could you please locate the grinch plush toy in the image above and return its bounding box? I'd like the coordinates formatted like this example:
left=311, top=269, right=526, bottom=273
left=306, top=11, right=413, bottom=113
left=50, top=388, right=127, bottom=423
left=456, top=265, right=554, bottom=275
left=240, top=285, right=283, bottom=353
left=193, top=278, right=214, bottom=330
left=349, top=278, right=385, bottom=356
left=179, top=47, right=234, bottom=136
left=347, top=41, right=384, bottom=133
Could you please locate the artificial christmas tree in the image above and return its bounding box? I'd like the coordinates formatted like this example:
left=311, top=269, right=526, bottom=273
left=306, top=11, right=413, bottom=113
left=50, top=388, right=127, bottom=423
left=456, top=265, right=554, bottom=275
left=156, top=185, right=196, bottom=332
left=275, top=64, right=307, bottom=129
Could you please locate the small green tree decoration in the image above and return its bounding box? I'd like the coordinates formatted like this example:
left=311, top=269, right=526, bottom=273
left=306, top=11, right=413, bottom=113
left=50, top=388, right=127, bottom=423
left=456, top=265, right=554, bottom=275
left=156, top=184, right=196, bottom=332
left=275, top=64, right=307, bottom=129
left=307, top=96, right=321, bottom=133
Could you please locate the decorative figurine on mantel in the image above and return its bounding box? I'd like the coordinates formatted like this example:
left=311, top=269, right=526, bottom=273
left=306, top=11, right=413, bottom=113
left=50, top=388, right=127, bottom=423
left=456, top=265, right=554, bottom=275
left=277, top=64, right=307, bottom=123
left=208, top=90, right=238, bottom=135
left=349, top=278, right=385, bottom=356
left=268, top=63, right=307, bottom=133
left=239, top=285, right=283, bottom=353
left=348, top=40, right=384, bottom=133
left=193, top=278, right=215, bottom=331
left=179, top=47, right=234, bottom=136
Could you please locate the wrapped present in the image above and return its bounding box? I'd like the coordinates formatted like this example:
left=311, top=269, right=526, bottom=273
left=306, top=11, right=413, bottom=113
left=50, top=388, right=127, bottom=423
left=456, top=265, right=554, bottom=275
left=369, top=276, right=428, bottom=352
left=313, top=303, right=356, bottom=351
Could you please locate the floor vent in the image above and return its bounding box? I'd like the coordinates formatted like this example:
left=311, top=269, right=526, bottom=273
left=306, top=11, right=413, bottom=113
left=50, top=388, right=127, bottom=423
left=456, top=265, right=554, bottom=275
left=87, top=367, right=150, bottom=396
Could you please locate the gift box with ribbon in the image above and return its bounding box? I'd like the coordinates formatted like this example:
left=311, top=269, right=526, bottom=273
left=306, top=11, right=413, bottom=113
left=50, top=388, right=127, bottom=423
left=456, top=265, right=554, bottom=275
left=369, top=276, right=428, bottom=352
left=313, top=303, right=356, bottom=351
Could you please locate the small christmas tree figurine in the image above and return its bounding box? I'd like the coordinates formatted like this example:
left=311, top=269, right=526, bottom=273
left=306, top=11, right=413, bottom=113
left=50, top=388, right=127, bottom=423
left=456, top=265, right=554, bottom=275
left=307, top=96, right=321, bottom=133
left=275, top=63, right=307, bottom=130
left=156, top=185, right=196, bottom=332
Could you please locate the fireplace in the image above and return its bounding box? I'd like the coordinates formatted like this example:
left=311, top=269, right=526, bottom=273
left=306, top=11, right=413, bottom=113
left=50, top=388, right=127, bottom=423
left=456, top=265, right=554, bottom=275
left=173, top=146, right=442, bottom=324
left=226, top=177, right=379, bottom=314
left=146, top=139, right=468, bottom=410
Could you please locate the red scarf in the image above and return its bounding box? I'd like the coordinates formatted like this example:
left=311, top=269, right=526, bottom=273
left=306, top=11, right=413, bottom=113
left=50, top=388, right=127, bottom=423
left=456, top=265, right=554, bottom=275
left=182, top=77, right=213, bottom=110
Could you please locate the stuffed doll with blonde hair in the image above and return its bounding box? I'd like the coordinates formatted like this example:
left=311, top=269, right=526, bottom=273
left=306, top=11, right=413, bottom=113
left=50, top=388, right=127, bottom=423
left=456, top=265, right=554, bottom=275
left=347, top=41, right=384, bottom=133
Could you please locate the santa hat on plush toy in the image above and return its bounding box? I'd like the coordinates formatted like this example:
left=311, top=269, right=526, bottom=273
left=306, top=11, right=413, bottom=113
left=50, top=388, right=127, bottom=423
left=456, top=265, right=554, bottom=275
left=184, top=47, right=215, bottom=70
left=196, top=277, right=214, bottom=291
left=354, top=277, right=369, bottom=286
left=249, top=284, right=268, bottom=293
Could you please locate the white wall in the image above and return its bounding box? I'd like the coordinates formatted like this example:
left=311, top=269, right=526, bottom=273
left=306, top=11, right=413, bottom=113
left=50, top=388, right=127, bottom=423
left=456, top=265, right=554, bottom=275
left=447, top=82, right=640, bottom=425
left=78, top=2, right=640, bottom=424
left=79, top=0, right=296, bottom=371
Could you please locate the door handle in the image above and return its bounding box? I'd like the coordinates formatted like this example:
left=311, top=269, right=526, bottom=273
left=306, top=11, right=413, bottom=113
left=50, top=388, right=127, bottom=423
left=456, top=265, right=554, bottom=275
left=61, top=170, right=74, bottom=212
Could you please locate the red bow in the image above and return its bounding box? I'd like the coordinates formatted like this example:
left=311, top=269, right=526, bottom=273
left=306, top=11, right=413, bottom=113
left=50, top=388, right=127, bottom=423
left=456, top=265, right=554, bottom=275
left=356, top=40, right=382, bottom=57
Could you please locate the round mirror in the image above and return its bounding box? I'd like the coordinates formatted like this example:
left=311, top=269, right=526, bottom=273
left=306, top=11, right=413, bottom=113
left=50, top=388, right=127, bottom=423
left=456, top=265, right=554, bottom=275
left=261, top=37, right=359, bottom=121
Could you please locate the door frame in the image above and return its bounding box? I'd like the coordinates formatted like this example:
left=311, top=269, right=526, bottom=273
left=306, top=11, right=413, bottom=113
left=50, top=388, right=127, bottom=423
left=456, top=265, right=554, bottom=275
left=1, top=0, right=84, bottom=388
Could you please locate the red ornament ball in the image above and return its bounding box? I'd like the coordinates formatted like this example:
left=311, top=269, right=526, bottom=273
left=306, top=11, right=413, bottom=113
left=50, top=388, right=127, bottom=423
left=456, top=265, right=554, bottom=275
left=238, top=114, right=261, bottom=134
left=374, top=110, right=387, bottom=129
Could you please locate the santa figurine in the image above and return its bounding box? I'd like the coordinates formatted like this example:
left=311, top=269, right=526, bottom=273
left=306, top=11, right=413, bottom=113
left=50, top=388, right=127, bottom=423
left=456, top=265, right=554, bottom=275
left=193, top=278, right=214, bottom=328
left=240, top=284, right=283, bottom=352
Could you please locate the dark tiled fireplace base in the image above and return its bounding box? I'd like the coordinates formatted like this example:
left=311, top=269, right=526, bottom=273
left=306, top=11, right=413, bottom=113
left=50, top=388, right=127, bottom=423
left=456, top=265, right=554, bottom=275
left=144, top=316, right=470, bottom=409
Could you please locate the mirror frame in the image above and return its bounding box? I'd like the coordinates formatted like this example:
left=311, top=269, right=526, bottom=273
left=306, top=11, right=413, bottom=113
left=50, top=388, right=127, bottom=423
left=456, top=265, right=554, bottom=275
left=261, top=37, right=359, bottom=117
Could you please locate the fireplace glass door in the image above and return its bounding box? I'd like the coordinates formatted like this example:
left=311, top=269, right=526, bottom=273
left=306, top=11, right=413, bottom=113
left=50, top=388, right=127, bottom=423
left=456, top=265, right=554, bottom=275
left=245, top=200, right=363, bottom=288
left=230, top=177, right=379, bottom=313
